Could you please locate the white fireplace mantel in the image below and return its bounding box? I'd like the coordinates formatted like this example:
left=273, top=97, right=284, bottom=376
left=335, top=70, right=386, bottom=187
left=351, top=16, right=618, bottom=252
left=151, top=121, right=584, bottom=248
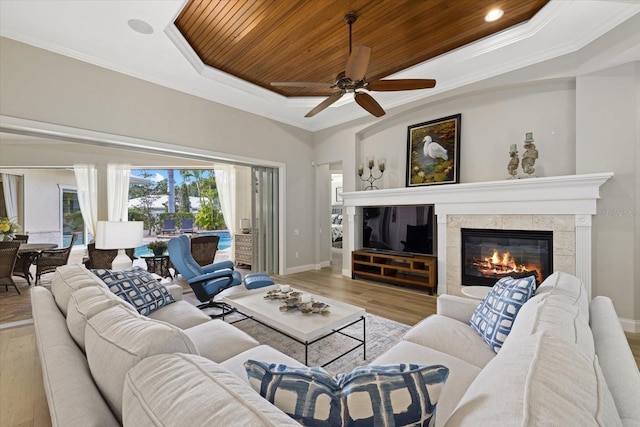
left=342, top=172, right=614, bottom=297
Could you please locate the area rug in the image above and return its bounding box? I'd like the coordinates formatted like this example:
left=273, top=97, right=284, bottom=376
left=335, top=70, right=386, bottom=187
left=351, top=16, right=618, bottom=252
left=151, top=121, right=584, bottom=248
left=227, top=312, right=410, bottom=373
left=183, top=293, right=410, bottom=373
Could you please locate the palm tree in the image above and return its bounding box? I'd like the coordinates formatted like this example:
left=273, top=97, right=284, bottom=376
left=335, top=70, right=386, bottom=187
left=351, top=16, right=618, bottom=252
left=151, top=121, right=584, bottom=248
left=167, top=169, right=175, bottom=213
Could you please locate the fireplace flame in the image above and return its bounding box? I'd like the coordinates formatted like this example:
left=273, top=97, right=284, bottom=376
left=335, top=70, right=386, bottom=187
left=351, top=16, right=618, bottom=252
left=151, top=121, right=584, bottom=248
left=474, top=249, right=542, bottom=281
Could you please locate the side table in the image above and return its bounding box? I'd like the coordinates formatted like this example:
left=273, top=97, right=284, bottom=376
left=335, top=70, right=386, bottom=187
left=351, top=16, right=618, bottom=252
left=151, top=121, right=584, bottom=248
left=142, top=255, right=173, bottom=279
left=234, top=233, right=252, bottom=267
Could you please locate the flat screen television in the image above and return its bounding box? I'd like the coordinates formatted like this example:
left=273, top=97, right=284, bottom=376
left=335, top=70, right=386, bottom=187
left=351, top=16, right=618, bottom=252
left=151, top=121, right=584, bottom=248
left=362, top=204, right=435, bottom=256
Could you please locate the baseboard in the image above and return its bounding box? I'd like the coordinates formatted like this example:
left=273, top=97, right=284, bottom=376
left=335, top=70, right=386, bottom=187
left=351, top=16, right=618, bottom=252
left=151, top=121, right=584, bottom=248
left=317, top=260, right=330, bottom=269
left=619, top=317, right=640, bottom=333
left=284, top=263, right=316, bottom=275
left=0, top=318, right=34, bottom=330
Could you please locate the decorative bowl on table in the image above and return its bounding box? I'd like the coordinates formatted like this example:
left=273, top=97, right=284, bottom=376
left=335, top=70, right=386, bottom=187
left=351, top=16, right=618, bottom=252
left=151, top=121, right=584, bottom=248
left=265, top=289, right=296, bottom=300
left=265, top=288, right=330, bottom=315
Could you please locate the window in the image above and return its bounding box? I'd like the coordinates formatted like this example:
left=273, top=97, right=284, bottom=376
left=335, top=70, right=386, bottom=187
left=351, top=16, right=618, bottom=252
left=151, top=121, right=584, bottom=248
left=60, top=187, right=89, bottom=246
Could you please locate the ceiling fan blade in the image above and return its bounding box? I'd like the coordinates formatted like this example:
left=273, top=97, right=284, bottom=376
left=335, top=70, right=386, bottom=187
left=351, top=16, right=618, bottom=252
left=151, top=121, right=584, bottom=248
left=305, top=92, right=344, bottom=117
left=271, top=82, right=333, bottom=88
left=354, top=92, right=385, bottom=117
left=345, top=45, right=371, bottom=81
left=367, top=79, right=436, bottom=91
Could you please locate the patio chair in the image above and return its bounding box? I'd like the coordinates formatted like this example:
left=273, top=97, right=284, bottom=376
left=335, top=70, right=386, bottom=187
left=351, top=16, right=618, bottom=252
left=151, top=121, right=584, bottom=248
left=34, top=233, right=79, bottom=285
left=0, top=242, right=21, bottom=294
left=180, top=218, right=194, bottom=234
left=13, top=234, right=29, bottom=243
left=190, top=235, right=220, bottom=267
left=168, top=235, right=240, bottom=318
left=161, top=219, right=176, bottom=235
left=12, top=234, right=33, bottom=284
left=83, top=242, right=136, bottom=269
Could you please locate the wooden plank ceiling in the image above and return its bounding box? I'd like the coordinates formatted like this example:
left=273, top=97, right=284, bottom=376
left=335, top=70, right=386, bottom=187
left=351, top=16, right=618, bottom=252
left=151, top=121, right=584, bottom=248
left=175, top=0, right=549, bottom=98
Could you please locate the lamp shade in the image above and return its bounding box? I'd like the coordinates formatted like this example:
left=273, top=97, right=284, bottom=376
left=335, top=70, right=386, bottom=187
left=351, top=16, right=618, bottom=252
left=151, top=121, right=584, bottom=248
left=240, top=218, right=251, bottom=234
left=95, top=221, right=144, bottom=250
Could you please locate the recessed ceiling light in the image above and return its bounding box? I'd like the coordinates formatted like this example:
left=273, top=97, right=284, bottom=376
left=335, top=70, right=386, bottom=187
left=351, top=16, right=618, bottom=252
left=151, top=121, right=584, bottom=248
left=484, top=9, right=504, bottom=22
left=128, top=19, right=154, bottom=35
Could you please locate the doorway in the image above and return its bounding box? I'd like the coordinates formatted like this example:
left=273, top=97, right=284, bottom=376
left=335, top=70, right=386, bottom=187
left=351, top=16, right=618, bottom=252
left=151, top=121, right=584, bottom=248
left=331, top=172, right=343, bottom=250
left=1, top=123, right=285, bottom=275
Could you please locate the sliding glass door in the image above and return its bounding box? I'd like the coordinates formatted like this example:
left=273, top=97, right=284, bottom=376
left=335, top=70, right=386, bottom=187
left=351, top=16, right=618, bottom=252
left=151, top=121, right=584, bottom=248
left=251, top=166, right=279, bottom=274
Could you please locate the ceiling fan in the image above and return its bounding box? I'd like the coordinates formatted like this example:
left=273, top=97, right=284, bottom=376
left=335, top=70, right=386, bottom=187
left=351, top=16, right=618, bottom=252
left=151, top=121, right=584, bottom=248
left=271, top=12, right=436, bottom=118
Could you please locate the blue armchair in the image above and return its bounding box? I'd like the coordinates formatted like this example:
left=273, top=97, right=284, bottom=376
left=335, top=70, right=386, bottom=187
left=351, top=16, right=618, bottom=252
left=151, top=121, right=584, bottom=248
left=168, top=235, right=241, bottom=317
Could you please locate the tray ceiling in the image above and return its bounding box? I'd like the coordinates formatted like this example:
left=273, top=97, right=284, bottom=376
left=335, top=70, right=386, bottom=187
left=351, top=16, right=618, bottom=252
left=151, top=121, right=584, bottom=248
left=175, top=0, right=548, bottom=98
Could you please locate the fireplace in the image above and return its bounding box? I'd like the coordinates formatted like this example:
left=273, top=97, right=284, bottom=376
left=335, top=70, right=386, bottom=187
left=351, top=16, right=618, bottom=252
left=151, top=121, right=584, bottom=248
left=461, top=228, right=553, bottom=287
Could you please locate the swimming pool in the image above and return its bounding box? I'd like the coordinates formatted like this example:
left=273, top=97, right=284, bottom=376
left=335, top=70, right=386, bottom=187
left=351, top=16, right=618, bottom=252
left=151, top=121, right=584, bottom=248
left=134, top=231, right=232, bottom=257
left=198, top=231, right=232, bottom=250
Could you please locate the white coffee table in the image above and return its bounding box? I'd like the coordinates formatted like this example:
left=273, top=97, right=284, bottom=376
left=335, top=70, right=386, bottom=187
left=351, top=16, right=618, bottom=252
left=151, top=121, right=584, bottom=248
left=223, top=285, right=366, bottom=366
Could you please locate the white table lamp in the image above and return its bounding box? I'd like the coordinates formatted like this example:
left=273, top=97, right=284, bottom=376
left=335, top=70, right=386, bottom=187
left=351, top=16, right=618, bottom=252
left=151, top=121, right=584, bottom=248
left=240, top=218, right=251, bottom=234
left=95, top=221, right=144, bottom=270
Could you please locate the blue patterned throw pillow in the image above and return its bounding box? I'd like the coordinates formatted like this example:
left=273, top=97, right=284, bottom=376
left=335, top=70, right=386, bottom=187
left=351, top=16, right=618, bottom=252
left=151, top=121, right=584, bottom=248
left=91, top=267, right=175, bottom=315
left=244, top=360, right=449, bottom=427
left=470, top=275, right=536, bottom=353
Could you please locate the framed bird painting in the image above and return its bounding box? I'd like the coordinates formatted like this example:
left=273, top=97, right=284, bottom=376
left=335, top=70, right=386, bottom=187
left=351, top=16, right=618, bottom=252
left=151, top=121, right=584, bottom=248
left=406, top=114, right=461, bottom=187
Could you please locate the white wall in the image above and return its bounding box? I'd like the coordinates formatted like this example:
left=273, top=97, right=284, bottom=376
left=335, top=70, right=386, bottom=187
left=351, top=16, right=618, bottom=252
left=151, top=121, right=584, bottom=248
left=0, top=168, right=76, bottom=246
left=576, top=62, right=640, bottom=325
left=315, top=164, right=331, bottom=268
left=356, top=80, right=576, bottom=188
left=0, top=37, right=315, bottom=272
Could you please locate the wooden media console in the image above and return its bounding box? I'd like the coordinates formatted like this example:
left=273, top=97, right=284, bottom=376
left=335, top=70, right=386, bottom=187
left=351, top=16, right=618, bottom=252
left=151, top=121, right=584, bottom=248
left=351, top=250, right=437, bottom=295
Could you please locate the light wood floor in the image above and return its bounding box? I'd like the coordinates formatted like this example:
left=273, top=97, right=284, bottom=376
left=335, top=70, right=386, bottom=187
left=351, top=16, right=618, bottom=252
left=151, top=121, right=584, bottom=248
left=0, top=249, right=638, bottom=426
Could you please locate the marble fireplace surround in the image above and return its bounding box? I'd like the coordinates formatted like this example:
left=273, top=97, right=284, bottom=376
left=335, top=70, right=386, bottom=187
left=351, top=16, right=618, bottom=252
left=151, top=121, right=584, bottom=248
left=342, top=172, right=613, bottom=298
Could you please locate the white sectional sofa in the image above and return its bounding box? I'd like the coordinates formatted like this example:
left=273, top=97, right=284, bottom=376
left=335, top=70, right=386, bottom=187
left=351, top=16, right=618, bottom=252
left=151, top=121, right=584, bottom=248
left=33, top=264, right=640, bottom=426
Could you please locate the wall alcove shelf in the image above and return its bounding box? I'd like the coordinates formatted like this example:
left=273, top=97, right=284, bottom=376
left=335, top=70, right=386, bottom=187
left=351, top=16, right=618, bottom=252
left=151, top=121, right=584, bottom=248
left=351, top=250, right=437, bottom=295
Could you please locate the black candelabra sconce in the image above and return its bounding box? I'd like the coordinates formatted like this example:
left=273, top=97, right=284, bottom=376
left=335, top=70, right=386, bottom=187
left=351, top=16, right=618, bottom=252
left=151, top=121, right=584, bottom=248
left=357, top=156, right=385, bottom=190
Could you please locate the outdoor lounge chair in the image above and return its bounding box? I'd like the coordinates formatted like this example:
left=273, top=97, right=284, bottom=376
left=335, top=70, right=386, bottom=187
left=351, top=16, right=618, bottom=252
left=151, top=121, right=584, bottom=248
left=180, top=218, right=194, bottom=234
left=168, top=235, right=241, bottom=317
left=161, top=219, right=176, bottom=235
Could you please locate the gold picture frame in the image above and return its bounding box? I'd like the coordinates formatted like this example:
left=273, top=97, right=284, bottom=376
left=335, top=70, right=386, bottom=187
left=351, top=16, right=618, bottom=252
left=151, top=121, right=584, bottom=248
left=406, top=114, right=461, bottom=187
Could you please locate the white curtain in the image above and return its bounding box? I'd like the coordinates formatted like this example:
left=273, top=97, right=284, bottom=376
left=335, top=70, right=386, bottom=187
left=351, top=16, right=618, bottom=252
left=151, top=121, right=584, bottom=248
left=107, top=164, right=131, bottom=221
left=73, top=164, right=98, bottom=238
left=213, top=164, right=237, bottom=260
left=1, top=173, right=19, bottom=221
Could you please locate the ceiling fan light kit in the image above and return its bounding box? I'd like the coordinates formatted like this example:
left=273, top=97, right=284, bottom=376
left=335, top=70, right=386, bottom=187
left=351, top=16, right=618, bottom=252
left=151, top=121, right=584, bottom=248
left=271, top=12, right=437, bottom=118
